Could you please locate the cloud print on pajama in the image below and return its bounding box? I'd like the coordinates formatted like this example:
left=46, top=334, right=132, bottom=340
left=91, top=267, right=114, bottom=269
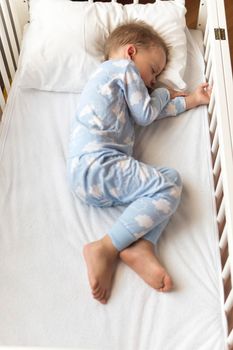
left=68, top=59, right=185, bottom=251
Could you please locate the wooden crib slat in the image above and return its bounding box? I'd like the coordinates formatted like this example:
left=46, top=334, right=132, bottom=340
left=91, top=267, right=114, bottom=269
left=219, top=225, right=228, bottom=250
left=222, top=256, right=230, bottom=281
left=205, top=54, right=212, bottom=79
left=203, top=18, right=209, bottom=45
left=0, top=86, right=6, bottom=111
left=215, top=173, right=222, bottom=198
left=211, top=124, right=219, bottom=155
left=215, top=0, right=233, bottom=141
left=0, top=10, right=15, bottom=79
left=209, top=68, right=214, bottom=86
left=213, top=148, right=221, bottom=176
left=209, top=106, right=217, bottom=134
left=1, top=0, right=19, bottom=65
left=217, top=198, right=225, bottom=224
left=0, top=50, right=10, bottom=94
left=204, top=39, right=210, bottom=63
left=208, top=87, right=215, bottom=115
left=225, top=289, right=233, bottom=313
left=227, top=328, right=233, bottom=346
left=8, top=0, right=22, bottom=46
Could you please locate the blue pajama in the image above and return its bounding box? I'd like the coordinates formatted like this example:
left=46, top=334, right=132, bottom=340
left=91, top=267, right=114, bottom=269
left=68, top=59, right=186, bottom=251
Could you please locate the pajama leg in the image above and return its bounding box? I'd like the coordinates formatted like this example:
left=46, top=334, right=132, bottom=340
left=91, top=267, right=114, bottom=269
left=71, top=155, right=182, bottom=251
left=107, top=164, right=182, bottom=251
left=142, top=218, right=170, bottom=245
left=142, top=166, right=182, bottom=245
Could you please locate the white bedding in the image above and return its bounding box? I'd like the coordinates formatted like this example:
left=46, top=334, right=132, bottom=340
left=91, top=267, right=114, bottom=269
left=0, top=29, right=226, bottom=349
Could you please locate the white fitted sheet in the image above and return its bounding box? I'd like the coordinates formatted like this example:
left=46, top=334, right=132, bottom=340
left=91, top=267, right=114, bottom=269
left=0, top=29, right=226, bottom=349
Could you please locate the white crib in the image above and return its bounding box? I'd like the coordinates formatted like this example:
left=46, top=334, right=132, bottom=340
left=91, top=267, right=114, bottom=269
left=0, top=0, right=233, bottom=349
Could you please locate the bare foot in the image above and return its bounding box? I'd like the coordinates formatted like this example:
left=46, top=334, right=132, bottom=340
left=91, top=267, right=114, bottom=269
left=83, top=235, right=119, bottom=304
left=120, top=239, right=173, bottom=292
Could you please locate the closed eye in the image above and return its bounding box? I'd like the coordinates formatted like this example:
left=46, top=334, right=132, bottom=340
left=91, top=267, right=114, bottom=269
left=152, top=65, right=160, bottom=77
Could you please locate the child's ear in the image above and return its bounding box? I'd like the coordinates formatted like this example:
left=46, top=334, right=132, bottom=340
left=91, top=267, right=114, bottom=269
left=126, top=45, right=137, bottom=59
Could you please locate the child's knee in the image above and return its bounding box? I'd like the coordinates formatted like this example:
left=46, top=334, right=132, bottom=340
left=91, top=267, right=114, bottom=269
left=160, top=168, right=182, bottom=207
left=170, top=168, right=182, bottom=188
left=160, top=167, right=182, bottom=187
left=169, top=169, right=182, bottom=198
left=168, top=169, right=182, bottom=211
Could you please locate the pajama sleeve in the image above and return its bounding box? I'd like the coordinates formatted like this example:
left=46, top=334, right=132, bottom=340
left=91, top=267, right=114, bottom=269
left=124, top=64, right=186, bottom=126
left=124, top=65, right=171, bottom=126
left=157, top=96, right=186, bottom=119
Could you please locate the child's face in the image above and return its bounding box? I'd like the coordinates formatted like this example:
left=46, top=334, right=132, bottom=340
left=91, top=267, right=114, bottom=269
left=132, top=46, right=166, bottom=89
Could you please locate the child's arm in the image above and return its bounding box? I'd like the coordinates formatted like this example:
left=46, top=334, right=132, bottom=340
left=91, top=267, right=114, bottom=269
left=158, top=83, right=212, bottom=119
left=125, top=62, right=211, bottom=124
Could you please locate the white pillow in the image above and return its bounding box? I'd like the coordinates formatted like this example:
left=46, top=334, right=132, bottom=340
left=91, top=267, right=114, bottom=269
left=18, top=0, right=187, bottom=93
left=19, top=0, right=124, bottom=93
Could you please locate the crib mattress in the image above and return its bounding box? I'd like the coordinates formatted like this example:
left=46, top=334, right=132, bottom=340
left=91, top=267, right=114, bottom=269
left=0, top=30, right=225, bottom=349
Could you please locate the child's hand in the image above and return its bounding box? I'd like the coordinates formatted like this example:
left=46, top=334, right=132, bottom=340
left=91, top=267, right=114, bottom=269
left=185, top=83, right=212, bottom=110
left=193, top=83, right=212, bottom=105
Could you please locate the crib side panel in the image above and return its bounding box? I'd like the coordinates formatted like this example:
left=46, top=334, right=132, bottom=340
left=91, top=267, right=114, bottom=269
left=199, top=0, right=233, bottom=348
left=0, top=0, right=28, bottom=118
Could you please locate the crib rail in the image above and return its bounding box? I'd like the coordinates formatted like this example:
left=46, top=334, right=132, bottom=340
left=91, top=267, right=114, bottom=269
left=0, top=0, right=24, bottom=117
left=198, top=0, right=233, bottom=348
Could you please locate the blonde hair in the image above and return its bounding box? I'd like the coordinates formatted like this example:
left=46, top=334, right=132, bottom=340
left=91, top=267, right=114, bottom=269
left=104, top=21, right=168, bottom=60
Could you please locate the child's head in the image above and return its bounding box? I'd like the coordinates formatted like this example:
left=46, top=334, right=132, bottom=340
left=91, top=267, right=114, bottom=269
left=104, top=21, right=168, bottom=89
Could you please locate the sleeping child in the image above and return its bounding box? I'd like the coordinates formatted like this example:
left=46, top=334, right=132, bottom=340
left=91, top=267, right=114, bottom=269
left=67, top=21, right=211, bottom=304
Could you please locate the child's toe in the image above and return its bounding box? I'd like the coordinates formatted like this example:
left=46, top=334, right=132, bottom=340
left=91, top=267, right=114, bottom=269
left=160, top=275, right=173, bottom=292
